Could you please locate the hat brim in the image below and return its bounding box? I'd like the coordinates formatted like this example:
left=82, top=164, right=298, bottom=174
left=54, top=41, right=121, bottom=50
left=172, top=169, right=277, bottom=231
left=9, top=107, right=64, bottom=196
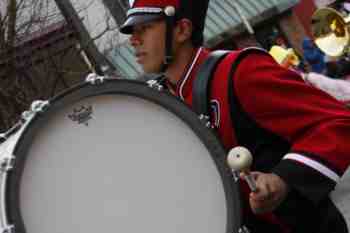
left=120, top=14, right=163, bottom=34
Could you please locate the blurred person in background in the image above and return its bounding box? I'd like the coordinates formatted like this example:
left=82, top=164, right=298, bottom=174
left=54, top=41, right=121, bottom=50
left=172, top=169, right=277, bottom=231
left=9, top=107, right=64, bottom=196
left=302, top=37, right=327, bottom=74
left=326, top=56, right=350, bottom=80
left=269, top=45, right=303, bottom=72
left=303, top=72, right=350, bottom=107
left=270, top=45, right=350, bottom=107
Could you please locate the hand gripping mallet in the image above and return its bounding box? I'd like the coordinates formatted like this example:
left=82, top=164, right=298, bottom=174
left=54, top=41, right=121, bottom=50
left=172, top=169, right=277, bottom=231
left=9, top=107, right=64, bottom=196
left=227, top=146, right=257, bottom=192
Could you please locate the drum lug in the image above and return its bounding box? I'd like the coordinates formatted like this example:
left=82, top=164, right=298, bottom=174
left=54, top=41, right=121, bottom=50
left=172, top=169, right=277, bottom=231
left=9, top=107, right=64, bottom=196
left=147, top=79, right=164, bottom=91
left=31, top=100, right=50, bottom=113
left=0, top=225, right=14, bottom=233
left=238, top=226, right=250, bottom=233
left=0, top=155, right=15, bottom=172
left=198, top=114, right=213, bottom=128
left=22, top=100, right=50, bottom=121
left=85, top=73, right=105, bottom=85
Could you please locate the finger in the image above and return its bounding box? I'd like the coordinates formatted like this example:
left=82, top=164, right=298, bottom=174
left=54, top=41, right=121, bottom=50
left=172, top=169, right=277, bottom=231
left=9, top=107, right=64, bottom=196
left=240, top=171, right=261, bottom=184
left=252, top=194, right=277, bottom=212
left=239, top=172, right=245, bottom=180
left=249, top=171, right=262, bottom=180
left=250, top=178, right=271, bottom=201
left=249, top=173, right=290, bottom=214
left=250, top=194, right=267, bottom=214
left=250, top=192, right=275, bottom=214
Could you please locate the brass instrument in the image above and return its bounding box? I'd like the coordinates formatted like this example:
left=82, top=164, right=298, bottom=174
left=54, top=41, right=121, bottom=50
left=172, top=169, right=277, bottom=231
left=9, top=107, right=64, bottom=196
left=311, top=7, right=350, bottom=57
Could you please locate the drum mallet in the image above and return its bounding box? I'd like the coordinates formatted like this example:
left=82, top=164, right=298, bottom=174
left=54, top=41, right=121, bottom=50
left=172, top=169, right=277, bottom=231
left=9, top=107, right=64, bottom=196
left=227, top=146, right=257, bottom=192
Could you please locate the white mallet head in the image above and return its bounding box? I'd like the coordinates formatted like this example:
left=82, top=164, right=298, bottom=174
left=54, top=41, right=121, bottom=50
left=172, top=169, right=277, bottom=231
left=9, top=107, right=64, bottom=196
left=227, top=146, right=253, bottom=171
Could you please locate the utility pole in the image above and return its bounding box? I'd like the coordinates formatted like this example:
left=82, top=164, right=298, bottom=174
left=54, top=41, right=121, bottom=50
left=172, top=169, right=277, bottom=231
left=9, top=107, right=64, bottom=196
left=54, top=0, right=115, bottom=75
left=101, top=0, right=128, bottom=26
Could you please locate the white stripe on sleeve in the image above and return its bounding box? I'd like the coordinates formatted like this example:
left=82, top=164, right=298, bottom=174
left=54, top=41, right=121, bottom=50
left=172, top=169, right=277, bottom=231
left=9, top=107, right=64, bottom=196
left=284, top=153, right=340, bottom=182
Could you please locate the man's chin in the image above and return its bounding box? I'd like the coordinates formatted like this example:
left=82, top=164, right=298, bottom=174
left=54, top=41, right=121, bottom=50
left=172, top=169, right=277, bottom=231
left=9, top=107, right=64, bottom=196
left=142, top=65, right=163, bottom=74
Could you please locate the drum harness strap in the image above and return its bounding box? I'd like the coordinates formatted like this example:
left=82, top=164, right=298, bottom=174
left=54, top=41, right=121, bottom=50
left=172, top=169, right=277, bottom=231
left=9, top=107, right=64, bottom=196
left=192, top=48, right=291, bottom=233
left=193, top=48, right=269, bottom=126
left=193, top=47, right=290, bottom=170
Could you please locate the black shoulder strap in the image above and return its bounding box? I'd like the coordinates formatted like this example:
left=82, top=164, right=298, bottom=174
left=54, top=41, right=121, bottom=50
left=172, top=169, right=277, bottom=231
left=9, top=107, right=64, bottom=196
left=192, top=48, right=264, bottom=119
left=227, top=48, right=268, bottom=139
left=193, top=47, right=291, bottom=232
left=193, top=50, right=230, bottom=117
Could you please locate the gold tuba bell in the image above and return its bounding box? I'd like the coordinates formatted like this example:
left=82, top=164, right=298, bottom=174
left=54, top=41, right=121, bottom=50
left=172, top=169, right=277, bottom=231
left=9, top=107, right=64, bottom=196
left=311, top=7, right=350, bottom=57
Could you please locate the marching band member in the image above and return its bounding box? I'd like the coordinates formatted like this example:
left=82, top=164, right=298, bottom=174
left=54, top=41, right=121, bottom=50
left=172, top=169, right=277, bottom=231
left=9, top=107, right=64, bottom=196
left=120, top=1, right=350, bottom=232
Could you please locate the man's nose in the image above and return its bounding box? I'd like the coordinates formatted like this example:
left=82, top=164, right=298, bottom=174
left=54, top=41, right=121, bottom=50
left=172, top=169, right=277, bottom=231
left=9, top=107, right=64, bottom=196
left=129, top=33, right=141, bottom=47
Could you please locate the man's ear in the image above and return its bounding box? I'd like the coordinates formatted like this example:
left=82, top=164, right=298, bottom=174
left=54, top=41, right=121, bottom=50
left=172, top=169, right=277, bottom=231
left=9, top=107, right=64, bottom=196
left=174, top=18, right=193, bottom=43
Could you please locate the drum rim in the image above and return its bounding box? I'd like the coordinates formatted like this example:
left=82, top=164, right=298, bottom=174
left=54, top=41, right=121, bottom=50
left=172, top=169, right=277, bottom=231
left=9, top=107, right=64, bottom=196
left=6, top=79, right=242, bottom=233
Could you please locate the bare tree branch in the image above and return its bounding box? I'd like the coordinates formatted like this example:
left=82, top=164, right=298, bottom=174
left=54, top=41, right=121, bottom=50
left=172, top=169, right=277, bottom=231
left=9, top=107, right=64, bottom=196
left=0, top=0, right=123, bottom=131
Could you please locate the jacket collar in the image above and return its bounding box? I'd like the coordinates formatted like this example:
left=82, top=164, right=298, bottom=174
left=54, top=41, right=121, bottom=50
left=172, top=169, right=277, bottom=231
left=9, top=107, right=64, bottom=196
left=175, top=47, right=210, bottom=100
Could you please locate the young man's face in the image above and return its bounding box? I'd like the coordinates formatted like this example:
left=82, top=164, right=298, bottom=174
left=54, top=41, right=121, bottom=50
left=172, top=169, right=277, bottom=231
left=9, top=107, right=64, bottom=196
left=129, top=19, right=166, bottom=73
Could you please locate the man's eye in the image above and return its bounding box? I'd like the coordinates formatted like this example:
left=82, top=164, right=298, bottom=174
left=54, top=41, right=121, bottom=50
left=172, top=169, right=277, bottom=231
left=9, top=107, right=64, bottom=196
left=134, top=23, right=154, bottom=34
left=141, top=24, right=152, bottom=31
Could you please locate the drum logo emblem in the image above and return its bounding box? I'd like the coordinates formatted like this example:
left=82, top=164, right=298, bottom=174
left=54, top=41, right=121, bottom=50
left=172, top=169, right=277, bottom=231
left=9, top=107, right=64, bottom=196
left=68, top=105, right=93, bottom=126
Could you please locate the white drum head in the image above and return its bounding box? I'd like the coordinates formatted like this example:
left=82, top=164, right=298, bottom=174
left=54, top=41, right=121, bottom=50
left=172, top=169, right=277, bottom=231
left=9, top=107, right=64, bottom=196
left=5, top=80, right=241, bottom=233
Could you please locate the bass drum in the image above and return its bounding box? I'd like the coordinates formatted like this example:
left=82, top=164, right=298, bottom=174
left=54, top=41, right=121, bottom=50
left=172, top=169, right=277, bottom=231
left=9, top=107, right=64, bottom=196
left=331, top=168, right=350, bottom=230
left=0, top=78, right=242, bottom=233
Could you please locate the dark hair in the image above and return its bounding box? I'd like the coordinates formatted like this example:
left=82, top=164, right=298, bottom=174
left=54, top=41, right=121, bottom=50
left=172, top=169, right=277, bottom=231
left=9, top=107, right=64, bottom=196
left=177, top=0, right=209, bottom=47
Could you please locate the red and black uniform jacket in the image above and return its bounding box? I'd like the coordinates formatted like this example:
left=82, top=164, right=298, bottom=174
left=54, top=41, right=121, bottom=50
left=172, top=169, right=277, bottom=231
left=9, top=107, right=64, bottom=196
left=168, top=47, right=350, bottom=233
